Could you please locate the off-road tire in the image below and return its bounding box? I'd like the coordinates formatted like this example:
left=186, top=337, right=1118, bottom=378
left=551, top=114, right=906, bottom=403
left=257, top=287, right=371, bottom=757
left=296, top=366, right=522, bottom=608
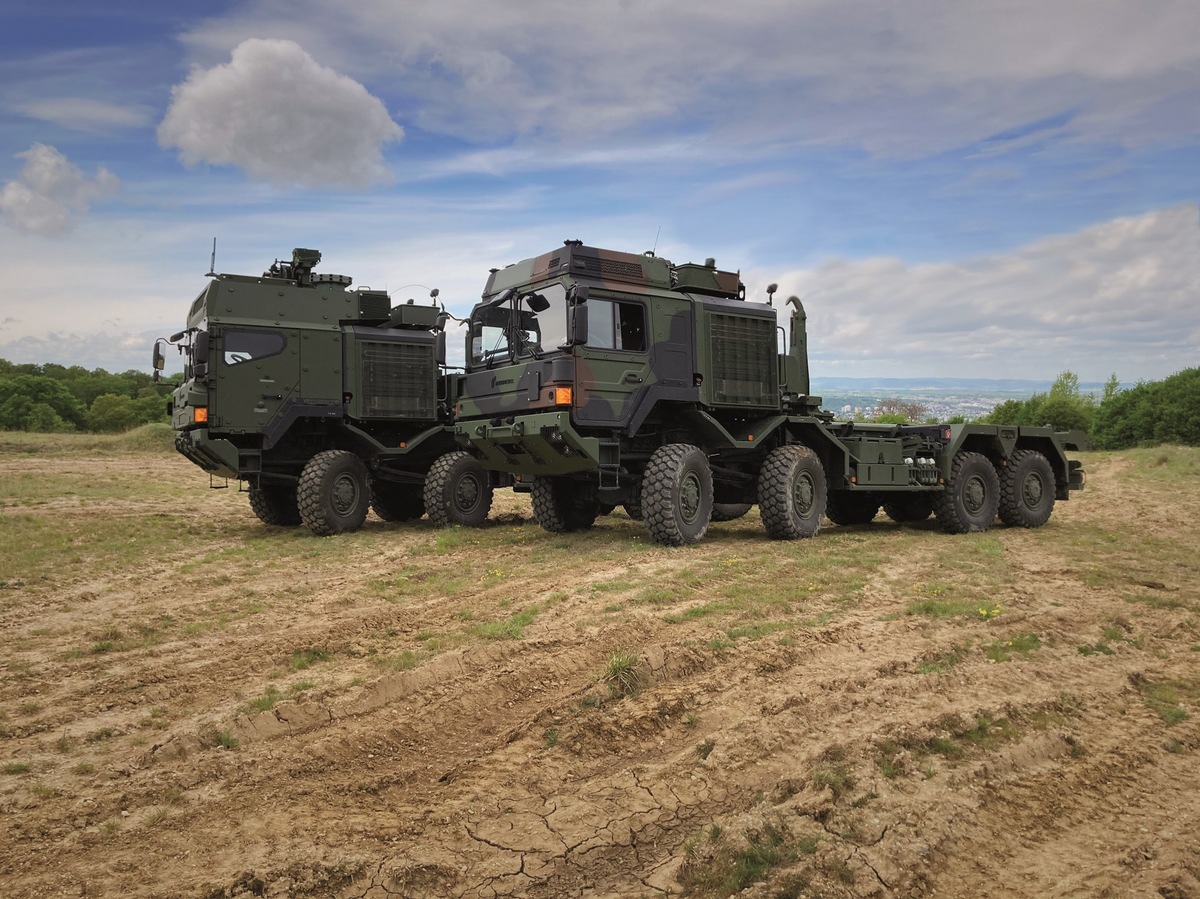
left=642, top=444, right=713, bottom=546
left=531, top=476, right=599, bottom=533
left=758, top=445, right=826, bottom=539
left=711, top=502, right=753, bottom=522
left=997, top=449, right=1055, bottom=528
left=297, top=450, right=371, bottom=536
left=934, top=451, right=1000, bottom=534
left=248, top=483, right=301, bottom=527
left=825, top=491, right=879, bottom=525
left=370, top=481, right=425, bottom=522
left=883, top=494, right=934, bottom=523
left=423, top=451, right=493, bottom=527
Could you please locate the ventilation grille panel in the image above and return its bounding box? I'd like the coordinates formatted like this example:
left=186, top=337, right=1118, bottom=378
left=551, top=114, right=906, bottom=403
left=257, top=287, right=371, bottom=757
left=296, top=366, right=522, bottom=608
left=709, top=314, right=777, bottom=406
left=360, top=342, right=436, bottom=418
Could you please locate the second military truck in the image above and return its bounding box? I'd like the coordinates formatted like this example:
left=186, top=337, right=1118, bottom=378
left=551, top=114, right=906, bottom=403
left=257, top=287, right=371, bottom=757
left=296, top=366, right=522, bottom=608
left=453, top=240, right=1086, bottom=546
left=157, top=248, right=495, bottom=535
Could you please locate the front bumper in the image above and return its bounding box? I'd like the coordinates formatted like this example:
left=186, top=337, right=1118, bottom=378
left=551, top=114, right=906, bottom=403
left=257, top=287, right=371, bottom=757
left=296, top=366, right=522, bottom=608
left=455, top=411, right=600, bottom=476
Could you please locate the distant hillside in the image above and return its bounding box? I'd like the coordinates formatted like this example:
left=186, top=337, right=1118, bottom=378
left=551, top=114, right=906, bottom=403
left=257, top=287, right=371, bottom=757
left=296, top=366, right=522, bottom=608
left=810, top=377, right=1113, bottom=395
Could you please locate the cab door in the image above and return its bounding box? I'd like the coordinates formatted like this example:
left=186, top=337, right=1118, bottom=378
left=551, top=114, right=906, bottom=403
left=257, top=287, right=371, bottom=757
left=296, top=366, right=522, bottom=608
left=208, top=326, right=300, bottom=432
left=573, top=297, right=653, bottom=428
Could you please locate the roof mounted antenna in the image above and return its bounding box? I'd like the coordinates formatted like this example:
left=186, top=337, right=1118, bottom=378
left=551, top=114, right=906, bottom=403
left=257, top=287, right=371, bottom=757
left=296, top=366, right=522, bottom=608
left=651, top=225, right=661, bottom=257
left=206, top=238, right=217, bottom=277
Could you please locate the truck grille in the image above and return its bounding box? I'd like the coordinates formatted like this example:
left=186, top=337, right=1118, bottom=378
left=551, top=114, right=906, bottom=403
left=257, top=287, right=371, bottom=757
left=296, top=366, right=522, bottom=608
left=360, top=342, right=436, bottom=418
left=709, top=314, right=776, bottom=406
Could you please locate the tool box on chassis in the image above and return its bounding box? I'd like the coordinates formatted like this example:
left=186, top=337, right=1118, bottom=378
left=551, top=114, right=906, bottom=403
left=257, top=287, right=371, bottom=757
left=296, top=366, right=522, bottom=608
left=156, top=249, right=497, bottom=536
left=451, top=240, right=1086, bottom=546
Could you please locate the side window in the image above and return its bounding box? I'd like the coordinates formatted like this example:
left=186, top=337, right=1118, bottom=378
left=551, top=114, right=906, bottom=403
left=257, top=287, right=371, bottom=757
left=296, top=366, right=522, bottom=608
left=586, top=300, right=646, bottom=352
left=222, top=329, right=286, bottom=365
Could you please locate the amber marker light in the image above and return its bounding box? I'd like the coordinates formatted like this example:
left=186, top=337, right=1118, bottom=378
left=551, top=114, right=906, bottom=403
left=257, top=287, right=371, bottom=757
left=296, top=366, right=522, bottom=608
left=554, top=386, right=573, bottom=406
left=193, top=407, right=208, bottom=424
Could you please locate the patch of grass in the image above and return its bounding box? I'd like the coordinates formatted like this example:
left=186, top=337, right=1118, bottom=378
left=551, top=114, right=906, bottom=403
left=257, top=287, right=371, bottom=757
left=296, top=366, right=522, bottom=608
left=1077, top=641, right=1115, bottom=656
left=543, top=728, right=559, bottom=747
left=288, top=648, right=329, bottom=670
left=247, top=685, right=282, bottom=713
left=983, top=633, right=1042, bottom=662
left=215, top=730, right=238, bottom=750
left=603, top=649, right=642, bottom=697
left=811, top=764, right=855, bottom=801
left=28, top=782, right=58, bottom=799
left=469, top=605, right=540, bottom=641
left=1136, top=677, right=1198, bottom=726
left=678, top=819, right=808, bottom=898
left=905, top=598, right=982, bottom=619
left=2, top=761, right=31, bottom=774
left=376, top=650, right=420, bottom=671
left=917, top=643, right=970, bottom=674
left=85, top=727, right=118, bottom=743
left=1123, top=592, right=1188, bottom=611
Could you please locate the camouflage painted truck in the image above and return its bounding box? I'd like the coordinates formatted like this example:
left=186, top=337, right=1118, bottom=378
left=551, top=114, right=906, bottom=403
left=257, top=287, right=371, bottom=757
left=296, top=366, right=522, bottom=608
left=452, top=240, right=1087, bottom=546
left=155, top=248, right=495, bottom=535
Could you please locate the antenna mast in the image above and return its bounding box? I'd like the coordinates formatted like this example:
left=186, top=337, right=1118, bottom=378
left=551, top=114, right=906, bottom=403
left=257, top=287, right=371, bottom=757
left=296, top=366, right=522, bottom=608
left=206, top=238, right=217, bottom=277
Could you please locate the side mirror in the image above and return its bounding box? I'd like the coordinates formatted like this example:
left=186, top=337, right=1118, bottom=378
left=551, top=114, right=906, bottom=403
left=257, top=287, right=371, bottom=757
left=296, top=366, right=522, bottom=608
left=435, top=330, right=447, bottom=367
left=525, top=292, right=551, bottom=313
left=568, top=302, right=588, bottom=346
left=152, top=340, right=166, bottom=382
left=568, top=284, right=590, bottom=305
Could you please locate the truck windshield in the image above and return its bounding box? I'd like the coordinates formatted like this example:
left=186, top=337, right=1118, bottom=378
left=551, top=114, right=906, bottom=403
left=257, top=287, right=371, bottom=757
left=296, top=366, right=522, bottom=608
left=468, top=283, right=568, bottom=366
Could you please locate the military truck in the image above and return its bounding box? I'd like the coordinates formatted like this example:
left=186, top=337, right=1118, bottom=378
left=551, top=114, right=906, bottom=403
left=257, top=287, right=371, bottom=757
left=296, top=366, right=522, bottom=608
left=452, top=240, right=1087, bottom=546
left=155, top=248, right=495, bottom=535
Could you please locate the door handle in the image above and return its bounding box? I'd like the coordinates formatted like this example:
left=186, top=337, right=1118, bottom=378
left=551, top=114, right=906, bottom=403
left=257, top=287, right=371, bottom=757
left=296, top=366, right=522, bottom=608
left=623, top=373, right=644, bottom=384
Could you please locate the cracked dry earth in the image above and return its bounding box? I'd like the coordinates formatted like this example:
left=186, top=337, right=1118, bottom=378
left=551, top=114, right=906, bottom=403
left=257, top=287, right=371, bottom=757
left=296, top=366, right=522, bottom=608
left=2, top=445, right=1199, bottom=898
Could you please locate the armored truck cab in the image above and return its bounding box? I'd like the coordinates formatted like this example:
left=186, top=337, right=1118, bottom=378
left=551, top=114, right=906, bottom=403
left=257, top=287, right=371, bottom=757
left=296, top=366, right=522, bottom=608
left=454, top=241, right=1086, bottom=545
left=158, top=249, right=493, bottom=535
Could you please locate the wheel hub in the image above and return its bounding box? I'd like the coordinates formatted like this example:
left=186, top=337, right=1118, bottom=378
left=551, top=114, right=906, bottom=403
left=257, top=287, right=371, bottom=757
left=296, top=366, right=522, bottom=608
left=793, top=471, right=815, bottom=515
left=332, top=474, right=359, bottom=515
left=679, top=472, right=702, bottom=525
left=1022, top=472, right=1044, bottom=508
left=455, top=475, right=480, bottom=512
left=964, top=475, right=987, bottom=514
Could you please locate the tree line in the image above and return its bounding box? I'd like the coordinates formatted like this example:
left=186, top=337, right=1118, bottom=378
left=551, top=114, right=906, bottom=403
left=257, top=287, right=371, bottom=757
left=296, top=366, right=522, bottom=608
left=0, top=359, right=172, bottom=433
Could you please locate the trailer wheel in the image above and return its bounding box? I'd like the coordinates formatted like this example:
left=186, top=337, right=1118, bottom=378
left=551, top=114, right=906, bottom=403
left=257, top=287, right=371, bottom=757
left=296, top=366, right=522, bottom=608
left=998, top=449, right=1055, bottom=528
left=531, top=476, right=599, bottom=533
left=711, top=502, right=753, bottom=522
left=825, top=492, right=879, bottom=525
left=883, top=494, right=933, bottom=523
left=934, top=451, right=999, bottom=534
left=643, top=444, right=713, bottom=546
left=758, top=445, right=826, bottom=539
left=424, top=451, right=493, bottom=527
left=248, top=483, right=301, bottom=527
left=371, top=481, right=425, bottom=522
left=297, top=450, right=371, bottom=536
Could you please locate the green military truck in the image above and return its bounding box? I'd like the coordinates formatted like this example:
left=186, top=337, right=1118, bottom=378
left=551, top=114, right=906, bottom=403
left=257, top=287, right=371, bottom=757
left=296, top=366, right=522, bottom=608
left=156, top=248, right=495, bottom=535
left=452, top=240, right=1087, bottom=546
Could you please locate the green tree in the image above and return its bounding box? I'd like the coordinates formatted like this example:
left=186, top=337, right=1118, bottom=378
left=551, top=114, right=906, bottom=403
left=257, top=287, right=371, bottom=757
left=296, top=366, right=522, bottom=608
left=0, top=375, right=86, bottom=431
left=87, top=394, right=140, bottom=432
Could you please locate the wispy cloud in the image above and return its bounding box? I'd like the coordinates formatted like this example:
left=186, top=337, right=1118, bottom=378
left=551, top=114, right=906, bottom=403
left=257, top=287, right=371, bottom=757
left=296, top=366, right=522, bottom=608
left=12, top=97, right=152, bottom=132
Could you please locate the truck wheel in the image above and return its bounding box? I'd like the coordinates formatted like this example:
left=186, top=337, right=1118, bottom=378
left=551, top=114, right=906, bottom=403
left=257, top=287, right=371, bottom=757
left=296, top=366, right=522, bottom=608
left=371, top=481, right=425, bottom=522
left=248, top=483, right=301, bottom=527
left=758, top=445, right=826, bottom=539
left=883, top=494, right=933, bottom=523
left=997, top=449, right=1055, bottom=528
left=297, top=450, right=371, bottom=536
left=934, top=451, right=1000, bottom=534
left=643, top=444, right=713, bottom=546
left=710, top=502, right=753, bottom=522
left=424, top=451, right=493, bottom=527
left=531, top=477, right=599, bottom=533
left=825, top=492, right=879, bottom=525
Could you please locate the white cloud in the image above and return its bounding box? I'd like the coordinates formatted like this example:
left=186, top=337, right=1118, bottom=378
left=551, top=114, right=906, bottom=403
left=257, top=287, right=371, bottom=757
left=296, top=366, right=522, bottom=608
left=176, top=0, right=1200, bottom=158
left=13, top=97, right=152, bottom=132
left=158, top=38, right=404, bottom=188
left=766, top=205, right=1200, bottom=381
left=0, top=144, right=119, bottom=237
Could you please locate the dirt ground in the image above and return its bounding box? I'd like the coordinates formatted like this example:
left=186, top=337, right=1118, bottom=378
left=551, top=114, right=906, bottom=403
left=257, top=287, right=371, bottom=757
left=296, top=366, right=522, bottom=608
left=1, top=446, right=1198, bottom=898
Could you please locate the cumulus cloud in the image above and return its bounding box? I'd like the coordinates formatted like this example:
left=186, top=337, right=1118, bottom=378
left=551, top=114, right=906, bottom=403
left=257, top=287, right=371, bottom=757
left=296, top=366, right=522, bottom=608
left=158, top=38, right=404, bottom=187
left=768, top=205, right=1200, bottom=380
left=0, top=143, right=119, bottom=237
left=177, top=0, right=1200, bottom=156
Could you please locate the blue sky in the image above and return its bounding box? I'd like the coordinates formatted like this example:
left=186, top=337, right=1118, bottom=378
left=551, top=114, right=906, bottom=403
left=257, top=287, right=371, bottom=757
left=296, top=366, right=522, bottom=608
left=1, top=0, right=1197, bottom=381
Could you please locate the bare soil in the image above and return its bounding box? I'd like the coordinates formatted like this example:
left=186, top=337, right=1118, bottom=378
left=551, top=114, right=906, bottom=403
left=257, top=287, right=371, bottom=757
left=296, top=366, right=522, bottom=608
left=1, top=447, right=1198, bottom=898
